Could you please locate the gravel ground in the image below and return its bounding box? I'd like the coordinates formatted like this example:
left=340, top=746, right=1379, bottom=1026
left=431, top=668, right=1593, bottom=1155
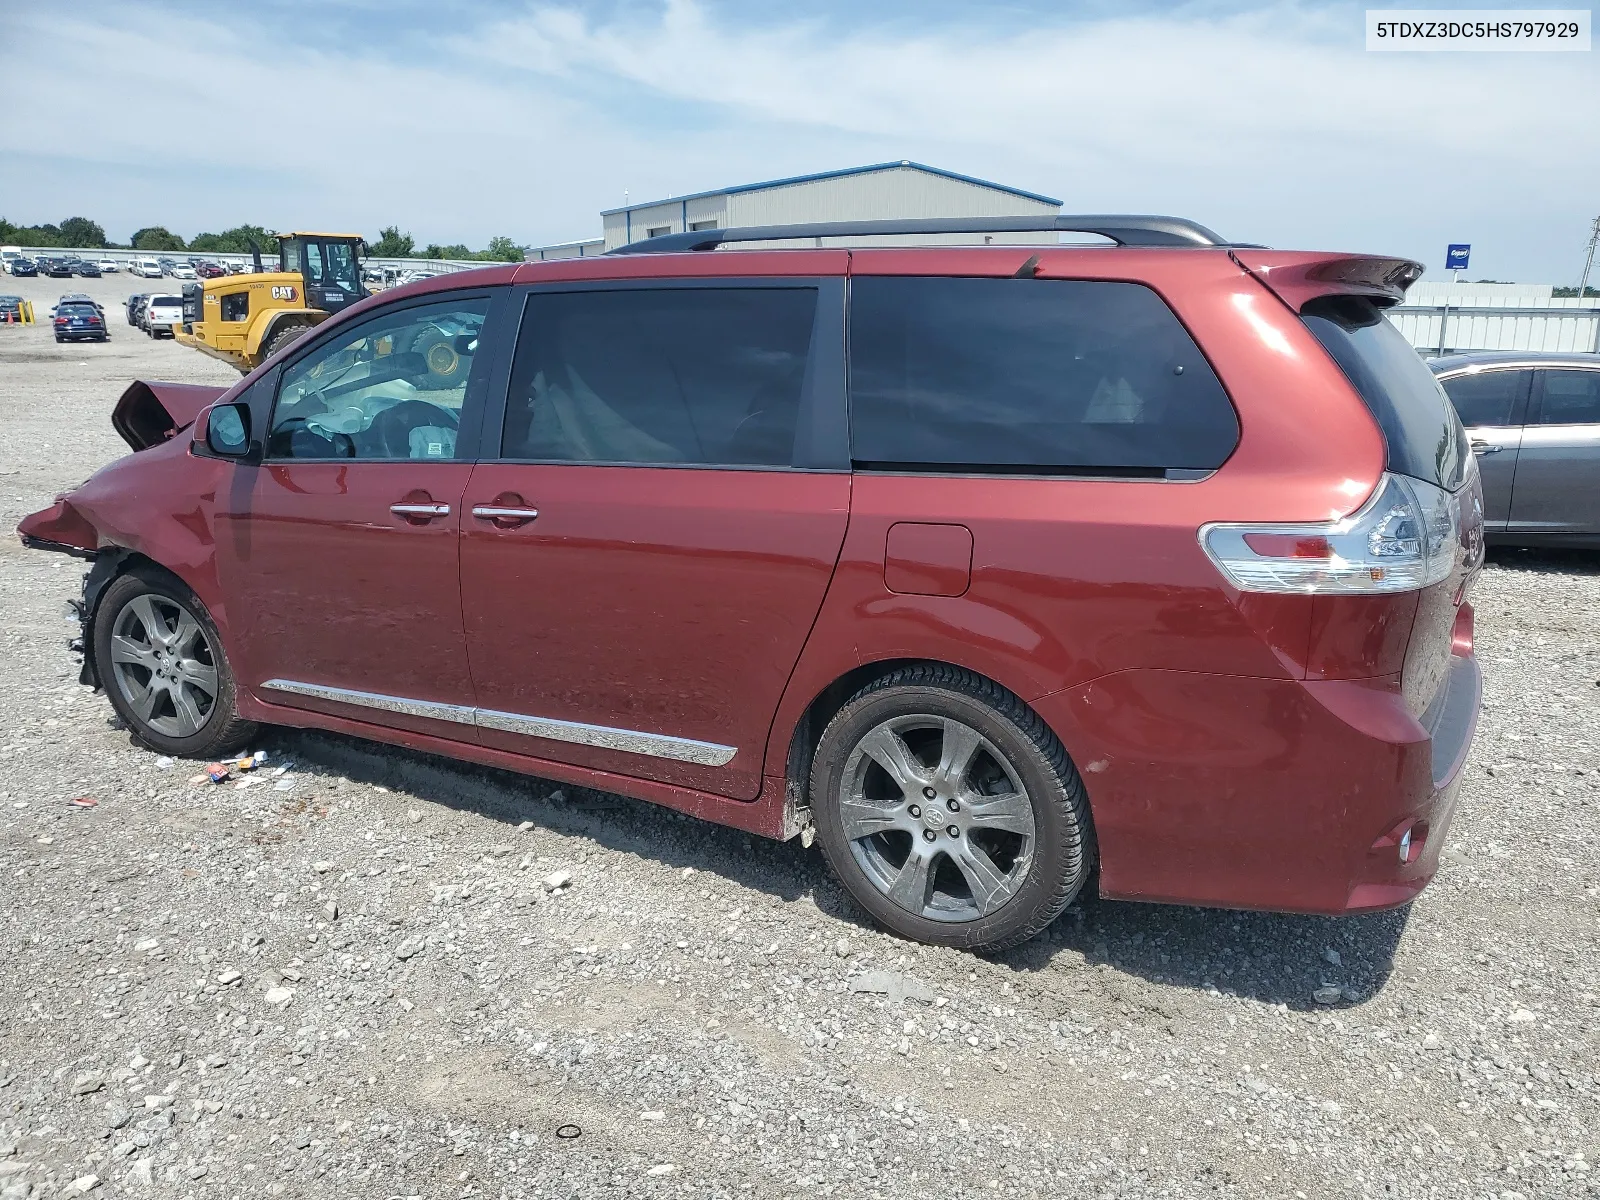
left=2, top=273, right=1598, bottom=1199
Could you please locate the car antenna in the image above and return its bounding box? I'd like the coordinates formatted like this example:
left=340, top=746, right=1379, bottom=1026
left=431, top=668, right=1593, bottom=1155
left=1013, top=254, right=1041, bottom=278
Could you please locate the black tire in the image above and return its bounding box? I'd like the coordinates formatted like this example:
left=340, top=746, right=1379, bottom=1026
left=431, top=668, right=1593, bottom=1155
left=93, top=567, right=258, bottom=759
left=263, top=322, right=309, bottom=360
left=810, top=664, right=1094, bottom=952
left=402, top=324, right=473, bottom=390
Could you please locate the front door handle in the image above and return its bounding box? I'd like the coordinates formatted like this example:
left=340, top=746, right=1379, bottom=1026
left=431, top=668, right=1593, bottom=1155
left=1469, top=440, right=1502, bottom=455
left=390, top=502, right=451, bottom=522
left=471, top=504, right=539, bottom=527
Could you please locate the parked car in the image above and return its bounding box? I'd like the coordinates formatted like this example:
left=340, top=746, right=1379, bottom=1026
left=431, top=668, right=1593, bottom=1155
left=227, top=262, right=250, bottom=275
left=1431, top=351, right=1600, bottom=549
left=51, top=301, right=107, bottom=343
left=0, top=295, right=23, bottom=322
left=125, top=293, right=150, bottom=326
left=157, top=258, right=177, bottom=276
left=196, top=262, right=226, bottom=279
left=15, top=217, right=1485, bottom=951
left=9, top=257, right=37, bottom=278
left=143, top=294, right=183, bottom=337
left=132, top=258, right=164, bottom=279
left=171, top=264, right=198, bottom=281
left=41, top=258, right=74, bottom=279
left=97, top=259, right=120, bottom=274
left=73, top=261, right=102, bottom=278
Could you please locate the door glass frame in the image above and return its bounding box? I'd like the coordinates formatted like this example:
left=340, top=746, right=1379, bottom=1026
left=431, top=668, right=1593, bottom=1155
left=483, top=276, right=849, bottom=472
left=1438, top=366, right=1533, bottom=430
left=1529, top=366, right=1600, bottom=427
left=261, top=286, right=515, bottom=464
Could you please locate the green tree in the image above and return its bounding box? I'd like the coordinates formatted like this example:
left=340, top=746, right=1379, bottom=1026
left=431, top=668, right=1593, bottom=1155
left=131, top=226, right=187, bottom=252
left=57, top=216, right=107, bottom=248
left=482, top=235, right=523, bottom=262
left=0, top=218, right=63, bottom=247
left=189, top=224, right=273, bottom=255
left=425, top=243, right=472, bottom=260
left=369, top=226, right=415, bottom=257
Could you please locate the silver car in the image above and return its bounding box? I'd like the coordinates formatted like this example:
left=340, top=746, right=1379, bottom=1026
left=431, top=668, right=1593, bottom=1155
left=1430, top=352, right=1600, bottom=549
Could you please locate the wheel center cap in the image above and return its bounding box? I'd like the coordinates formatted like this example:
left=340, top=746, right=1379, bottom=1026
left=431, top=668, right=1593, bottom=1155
left=921, top=803, right=948, bottom=832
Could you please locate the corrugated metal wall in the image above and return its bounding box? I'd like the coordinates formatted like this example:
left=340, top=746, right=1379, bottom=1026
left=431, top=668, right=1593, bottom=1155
left=727, top=167, right=1057, bottom=248
left=1387, top=284, right=1600, bottom=355
left=598, top=166, right=1060, bottom=250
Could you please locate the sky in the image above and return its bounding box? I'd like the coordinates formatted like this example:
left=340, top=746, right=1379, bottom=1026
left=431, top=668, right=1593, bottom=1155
left=3, top=0, right=1597, bottom=282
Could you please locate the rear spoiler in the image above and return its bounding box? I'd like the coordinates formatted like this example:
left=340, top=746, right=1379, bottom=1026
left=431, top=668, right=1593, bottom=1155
left=1231, top=251, right=1424, bottom=311
left=112, top=380, right=228, bottom=451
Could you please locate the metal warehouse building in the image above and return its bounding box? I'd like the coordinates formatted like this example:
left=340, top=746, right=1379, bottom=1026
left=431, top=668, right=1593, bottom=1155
left=524, top=161, right=1062, bottom=259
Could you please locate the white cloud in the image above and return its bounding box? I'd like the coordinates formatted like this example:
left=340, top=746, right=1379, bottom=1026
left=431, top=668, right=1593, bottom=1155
left=4, top=1, right=1597, bottom=280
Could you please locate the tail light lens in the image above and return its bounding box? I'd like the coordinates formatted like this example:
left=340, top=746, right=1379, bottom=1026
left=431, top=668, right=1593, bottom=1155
left=1200, top=473, right=1460, bottom=595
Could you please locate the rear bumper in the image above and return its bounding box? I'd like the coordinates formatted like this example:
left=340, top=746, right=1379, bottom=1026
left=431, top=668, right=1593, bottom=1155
left=1034, top=650, right=1482, bottom=915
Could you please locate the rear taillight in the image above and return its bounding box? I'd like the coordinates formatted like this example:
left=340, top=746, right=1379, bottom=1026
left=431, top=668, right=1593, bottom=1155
left=1200, top=473, right=1460, bottom=595
left=54, top=317, right=67, bottom=326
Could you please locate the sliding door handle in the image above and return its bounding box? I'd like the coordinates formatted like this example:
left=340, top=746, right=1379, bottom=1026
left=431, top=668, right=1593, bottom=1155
left=472, top=505, right=539, bottom=528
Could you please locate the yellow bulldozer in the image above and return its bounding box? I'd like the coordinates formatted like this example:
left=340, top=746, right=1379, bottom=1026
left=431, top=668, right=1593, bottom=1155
left=173, top=232, right=370, bottom=373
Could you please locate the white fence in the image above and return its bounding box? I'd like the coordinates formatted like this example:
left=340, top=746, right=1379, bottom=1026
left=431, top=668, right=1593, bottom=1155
left=1387, top=283, right=1599, bottom=356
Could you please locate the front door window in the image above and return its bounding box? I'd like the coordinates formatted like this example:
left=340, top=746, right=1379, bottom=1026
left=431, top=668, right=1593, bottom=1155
left=268, top=298, right=489, bottom=460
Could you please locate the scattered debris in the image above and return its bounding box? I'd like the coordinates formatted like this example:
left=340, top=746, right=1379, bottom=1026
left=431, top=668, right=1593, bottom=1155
left=849, top=970, right=936, bottom=1006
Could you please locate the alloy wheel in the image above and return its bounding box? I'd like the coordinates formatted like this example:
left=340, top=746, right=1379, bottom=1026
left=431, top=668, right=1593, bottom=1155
left=108, top=594, right=220, bottom=739
left=838, top=715, right=1036, bottom=923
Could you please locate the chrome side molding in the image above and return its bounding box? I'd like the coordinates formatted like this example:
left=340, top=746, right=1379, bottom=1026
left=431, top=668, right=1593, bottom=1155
left=473, top=707, right=736, bottom=766
left=259, top=679, right=737, bottom=767
left=261, top=679, right=476, bottom=726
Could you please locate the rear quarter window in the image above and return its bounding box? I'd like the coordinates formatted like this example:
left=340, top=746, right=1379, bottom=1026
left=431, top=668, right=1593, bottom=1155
left=847, top=277, right=1239, bottom=475
left=1301, top=295, right=1469, bottom=491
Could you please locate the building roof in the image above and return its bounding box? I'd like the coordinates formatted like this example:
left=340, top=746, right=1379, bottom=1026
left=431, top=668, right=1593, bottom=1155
left=600, top=161, right=1062, bottom=216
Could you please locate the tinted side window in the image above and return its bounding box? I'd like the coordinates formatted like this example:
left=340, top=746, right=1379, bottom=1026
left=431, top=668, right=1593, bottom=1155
left=268, top=297, right=490, bottom=460
left=847, top=277, right=1238, bottom=474
left=1301, top=296, right=1468, bottom=491
left=501, top=288, right=818, bottom=467
left=1440, top=369, right=1528, bottom=427
left=1537, top=370, right=1600, bottom=425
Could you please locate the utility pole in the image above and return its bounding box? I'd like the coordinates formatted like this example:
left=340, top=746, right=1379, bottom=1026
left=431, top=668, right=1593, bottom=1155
left=1581, top=215, right=1600, bottom=300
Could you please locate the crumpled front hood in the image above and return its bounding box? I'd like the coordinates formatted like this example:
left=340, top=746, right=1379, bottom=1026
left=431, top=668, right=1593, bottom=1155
left=112, top=380, right=228, bottom=451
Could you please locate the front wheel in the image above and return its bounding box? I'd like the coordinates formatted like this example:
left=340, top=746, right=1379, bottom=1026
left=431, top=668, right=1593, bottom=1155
left=93, top=568, right=258, bottom=758
left=810, top=665, right=1094, bottom=952
left=262, top=322, right=309, bottom=360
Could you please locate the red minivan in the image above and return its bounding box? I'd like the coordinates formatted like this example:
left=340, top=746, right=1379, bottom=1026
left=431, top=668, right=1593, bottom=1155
left=19, top=216, right=1483, bottom=951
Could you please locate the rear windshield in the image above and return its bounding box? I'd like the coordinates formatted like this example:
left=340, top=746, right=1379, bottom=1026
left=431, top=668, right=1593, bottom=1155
left=1302, top=296, right=1468, bottom=490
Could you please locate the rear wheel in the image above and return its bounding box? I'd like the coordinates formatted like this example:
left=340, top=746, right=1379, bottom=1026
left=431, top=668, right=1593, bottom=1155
left=810, top=665, right=1094, bottom=951
left=93, top=568, right=258, bottom=759
left=402, top=324, right=473, bottom=390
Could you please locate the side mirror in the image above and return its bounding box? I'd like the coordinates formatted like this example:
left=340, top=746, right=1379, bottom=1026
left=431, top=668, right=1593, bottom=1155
left=205, top=403, right=252, bottom=457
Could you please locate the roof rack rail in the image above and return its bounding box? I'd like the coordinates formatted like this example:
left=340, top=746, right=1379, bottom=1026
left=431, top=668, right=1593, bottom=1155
left=607, top=214, right=1229, bottom=255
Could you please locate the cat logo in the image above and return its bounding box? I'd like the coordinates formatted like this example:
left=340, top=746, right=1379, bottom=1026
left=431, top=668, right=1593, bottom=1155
left=270, top=285, right=298, bottom=302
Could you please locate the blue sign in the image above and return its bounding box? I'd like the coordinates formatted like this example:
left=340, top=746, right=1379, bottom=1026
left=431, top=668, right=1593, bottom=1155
left=1446, top=244, right=1471, bottom=271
